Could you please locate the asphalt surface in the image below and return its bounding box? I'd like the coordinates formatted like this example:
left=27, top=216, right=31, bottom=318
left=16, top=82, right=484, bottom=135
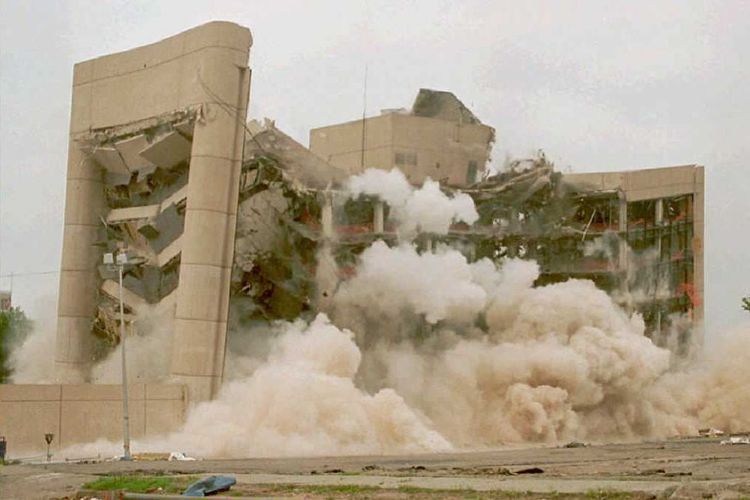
left=1, top=437, right=749, bottom=499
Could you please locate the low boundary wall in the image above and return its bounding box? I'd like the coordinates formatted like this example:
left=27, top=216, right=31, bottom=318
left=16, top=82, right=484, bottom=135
left=0, top=383, right=186, bottom=457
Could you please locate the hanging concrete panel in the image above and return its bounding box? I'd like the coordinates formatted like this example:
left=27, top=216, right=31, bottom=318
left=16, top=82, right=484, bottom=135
left=139, top=130, right=192, bottom=169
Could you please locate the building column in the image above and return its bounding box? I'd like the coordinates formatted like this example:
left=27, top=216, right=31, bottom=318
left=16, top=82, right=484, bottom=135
left=321, top=193, right=334, bottom=239
left=55, top=144, right=105, bottom=382
left=617, top=196, right=628, bottom=271
left=654, top=198, right=664, bottom=337
left=373, top=201, right=384, bottom=233
left=169, top=64, right=251, bottom=403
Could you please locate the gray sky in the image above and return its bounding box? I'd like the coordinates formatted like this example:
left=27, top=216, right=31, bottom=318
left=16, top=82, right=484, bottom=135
left=1, top=0, right=748, bottom=335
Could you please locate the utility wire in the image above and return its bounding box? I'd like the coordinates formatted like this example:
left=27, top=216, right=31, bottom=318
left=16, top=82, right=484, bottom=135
left=0, top=270, right=59, bottom=278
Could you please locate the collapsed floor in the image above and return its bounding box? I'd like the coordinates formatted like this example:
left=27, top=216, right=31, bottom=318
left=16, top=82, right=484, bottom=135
left=231, top=133, right=697, bottom=352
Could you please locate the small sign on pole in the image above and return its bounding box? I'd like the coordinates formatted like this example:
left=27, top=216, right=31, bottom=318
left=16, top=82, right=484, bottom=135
left=44, top=433, right=54, bottom=462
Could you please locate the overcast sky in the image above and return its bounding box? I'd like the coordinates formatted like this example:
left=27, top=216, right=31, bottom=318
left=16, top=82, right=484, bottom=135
left=0, top=0, right=748, bottom=336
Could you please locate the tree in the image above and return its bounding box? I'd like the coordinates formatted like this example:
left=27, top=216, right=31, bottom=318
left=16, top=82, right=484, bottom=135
left=0, top=307, right=33, bottom=383
left=743, top=296, right=750, bottom=313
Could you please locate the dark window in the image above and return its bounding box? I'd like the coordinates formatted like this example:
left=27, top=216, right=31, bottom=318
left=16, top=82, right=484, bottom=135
left=394, top=151, right=417, bottom=166
left=466, top=160, right=478, bottom=184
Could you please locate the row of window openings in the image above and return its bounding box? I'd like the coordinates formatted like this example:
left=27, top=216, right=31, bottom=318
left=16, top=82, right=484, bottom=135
left=394, top=152, right=479, bottom=184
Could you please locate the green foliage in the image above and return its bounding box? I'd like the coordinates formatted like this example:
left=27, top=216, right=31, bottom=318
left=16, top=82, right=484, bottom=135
left=0, top=307, right=32, bottom=383
left=743, top=296, right=750, bottom=312
left=82, top=475, right=176, bottom=493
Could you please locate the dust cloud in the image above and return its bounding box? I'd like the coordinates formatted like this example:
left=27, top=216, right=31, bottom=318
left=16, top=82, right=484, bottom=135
left=348, top=168, right=478, bottom=236
left=134, top=168, right=747, bottom=458
left=22, top=168, right=750, bottom=459
left=160, top=314, right=451, bottom=457
left=90, top=300, right=176, bottom=384
left=9, top=295, right=57, bottom=383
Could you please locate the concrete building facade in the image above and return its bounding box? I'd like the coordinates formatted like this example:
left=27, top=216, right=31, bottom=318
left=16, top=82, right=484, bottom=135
left=550, top=165, right=704, bottom=345
left=310, top=89, right=495, bottom=186
left=0, top=22, right=704, bottom=455
left=0, top=383, right=186, bottom=455
left=55, top=21, right=252, bottom=404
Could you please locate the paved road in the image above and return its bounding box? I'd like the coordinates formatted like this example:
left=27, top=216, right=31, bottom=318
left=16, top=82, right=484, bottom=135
left=2, top=438, right=749, bottom=499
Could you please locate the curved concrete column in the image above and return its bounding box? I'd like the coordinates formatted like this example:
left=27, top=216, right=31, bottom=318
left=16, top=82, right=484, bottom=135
left=169, top=46, right=251, bottom=403
left=55, top=143, right=105, bottom=382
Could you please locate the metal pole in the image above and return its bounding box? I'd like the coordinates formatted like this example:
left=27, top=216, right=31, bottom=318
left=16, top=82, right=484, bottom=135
left=118, top=263, right=132, bottom=460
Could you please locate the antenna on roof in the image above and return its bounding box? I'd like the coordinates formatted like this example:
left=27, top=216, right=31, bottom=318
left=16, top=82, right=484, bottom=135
left=360, top=64, right=368, bottom=170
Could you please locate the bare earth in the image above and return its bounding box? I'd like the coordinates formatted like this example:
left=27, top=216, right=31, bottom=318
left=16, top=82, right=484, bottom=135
left=1, top=438, right=749, bottom=499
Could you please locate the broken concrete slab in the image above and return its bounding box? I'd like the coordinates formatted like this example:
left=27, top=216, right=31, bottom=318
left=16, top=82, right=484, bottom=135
left=160, top=184, right=188, bottom=210
left=107, top=205, right=160, bottom=223
left=92, top=146, right=129, bottom=175
left=105, top=171, right=132, bottom=187
left=139, top=130, right=192, bottom=169
left=137, top=221, right=160, bottom=240
left=101, top=279, right=147, bottom=309
left=141, top=203, right=185, bottom=254
left=175, top=120, right=195, bottom=140
left=157, top=236, right=183, bottom=267
left=411, top=88, right=482, bottom=124
left=114, top=134, right=156, bottom=173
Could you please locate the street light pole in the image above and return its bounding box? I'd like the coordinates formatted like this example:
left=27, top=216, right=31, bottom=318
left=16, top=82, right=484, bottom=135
left=117, top=255, right=132, bottom=461
left=105, top=251, right=132, bottom=461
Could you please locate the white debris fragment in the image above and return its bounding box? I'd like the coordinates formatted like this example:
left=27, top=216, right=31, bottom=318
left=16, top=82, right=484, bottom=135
left=720, top=436, right=750, bottom=445
left=169, top=451, right=197, bottom=461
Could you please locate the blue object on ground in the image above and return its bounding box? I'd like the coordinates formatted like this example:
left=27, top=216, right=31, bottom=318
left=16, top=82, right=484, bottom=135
left=182, top=475, right=237, bottom=497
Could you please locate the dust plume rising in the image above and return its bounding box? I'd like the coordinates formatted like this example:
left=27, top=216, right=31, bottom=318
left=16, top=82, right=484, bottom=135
left=124, top=237, right=746, bottom=458
left=46, top=168, right=750, bottom=459
left=134, top=247, right=746, bottom=458
left=91, top=300, right=175, bottom=384
left=347, top=168, right=478, bottom=236
left=9, top=295, right=57, bottom=383
left=164, top=314, right=450, bottom=457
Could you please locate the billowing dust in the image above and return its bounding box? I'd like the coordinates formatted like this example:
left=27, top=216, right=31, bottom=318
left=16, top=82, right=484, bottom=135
left=16, top=169, right=750, bottom=458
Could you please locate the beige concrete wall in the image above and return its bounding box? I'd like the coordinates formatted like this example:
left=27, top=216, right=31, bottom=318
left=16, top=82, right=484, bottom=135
left=621, top=164, right=699, bottom=202
left=0, top=384, right=186, bottom=457
left=310, top=113, right=493, bottom=185
left=56, top=22, right=252, bottom=401
left=391, top=115, right=493, bottom=185
left=564, top=164, right=705, bottom=329
left=310, top=114, right=393, bottom=176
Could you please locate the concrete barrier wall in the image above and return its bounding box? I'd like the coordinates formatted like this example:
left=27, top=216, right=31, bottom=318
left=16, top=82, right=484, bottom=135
left=0, top=383, right=186, bottom=457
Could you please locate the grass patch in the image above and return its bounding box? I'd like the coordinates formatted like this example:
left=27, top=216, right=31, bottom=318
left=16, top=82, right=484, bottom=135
left=82, top=475, right=177, bottom=493
left=82, top=475, right=649, bottom=499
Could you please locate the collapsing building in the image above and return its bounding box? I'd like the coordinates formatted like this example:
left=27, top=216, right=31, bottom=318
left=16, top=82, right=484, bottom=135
left=309, top=91, right=703, bottom=346
left=234, top=134, right=704, bottom=354
left=462, top=160, right=703, bottom=349
left=52, top=22, right=704, bottom=396
left=55, top=22, right=254, bottom=405
left=53, top=24, right=704, bottom=397
left=0, top=21, right=703, bottom=453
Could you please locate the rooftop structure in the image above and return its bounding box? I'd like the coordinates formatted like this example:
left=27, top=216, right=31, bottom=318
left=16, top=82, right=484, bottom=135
left=310, top=89, right=495, bottom=186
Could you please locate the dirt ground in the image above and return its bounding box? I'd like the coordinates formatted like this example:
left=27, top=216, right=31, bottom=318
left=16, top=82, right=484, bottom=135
left=1, top=437, right=749, bottom=499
